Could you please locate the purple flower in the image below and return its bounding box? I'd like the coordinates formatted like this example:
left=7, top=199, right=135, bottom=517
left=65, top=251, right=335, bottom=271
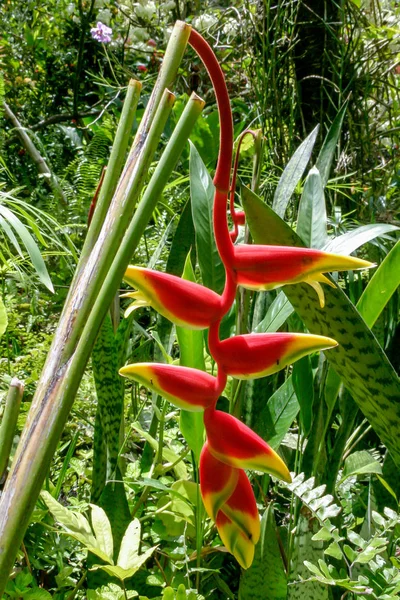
left=91, top=22, right=112, bottom=44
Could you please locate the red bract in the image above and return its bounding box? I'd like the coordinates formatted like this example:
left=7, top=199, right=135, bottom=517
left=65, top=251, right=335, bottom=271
left=123, top=265, right=223, bottom=329
left=232, top=245, right=374, bottom=307
left=210, top=330, right=338, bottom=379
left=216, top=511, right=255, bottom=570
left=200, top=444, right=260, bottom=569
left=204, top=407, right=291, bottom=482
left=119, top=363, right=224, bottom=412
left=199, top=443, right=239, bottom=520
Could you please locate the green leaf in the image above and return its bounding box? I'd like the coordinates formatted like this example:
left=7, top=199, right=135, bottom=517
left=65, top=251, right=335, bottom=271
left=239, top=505, right=287, bottom=599
left=117, top=519, right=142, bottom=569
left=323, top=223, right=398, bottom=255
left=41, top=492, right=112, bottom=564
left=316, top=102, right=348, bottom=188
left=357, top=239, right=400, bottom=328
left=90, top=504, right=114, bottom=563
left=342, top=450, right=382, bottom=481
left=272, top=126, right=319, bottom=218
left=259, top=376, right=299, bottom=450
left=288, top=512, right=329, bottom=599
left=297, top=166, right=328, bottom=249
left=0, top=295, right=7, bottom=338
left=242, top=188, right=400, bottom=468
left=176, top=253, right=205, bottom=464
left=24, top=589, right=53, bottom=599
left=254, top=291, right=294, bottom=333
left=189, top=141, right=225, bottom=294
left=292, top=356, right=314, bottom=436
left=95, top=545, right=155, bottom=581
left=324, top=542, right=342, bottom=560
left=0, top=204, right=54, bottom=292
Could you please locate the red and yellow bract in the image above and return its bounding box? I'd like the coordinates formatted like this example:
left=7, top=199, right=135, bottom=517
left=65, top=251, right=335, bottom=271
left=210, top=331, right=338, bottom=379
left=123, top=265, right=223, bottom=329
left=204, top=407, right=291, bottom=482
left=119, top=363, right=223, bottom=412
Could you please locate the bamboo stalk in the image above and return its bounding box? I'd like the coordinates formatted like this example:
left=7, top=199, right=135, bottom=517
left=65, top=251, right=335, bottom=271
left=0, top=21, right=191, bottom=590
left=0, top=378, right=23, bottom=482
left=82, top=79, right=142, bottom=260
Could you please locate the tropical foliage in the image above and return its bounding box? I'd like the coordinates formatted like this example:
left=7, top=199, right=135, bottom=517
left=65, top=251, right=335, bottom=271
left=0, top=1, right=399, bottom=599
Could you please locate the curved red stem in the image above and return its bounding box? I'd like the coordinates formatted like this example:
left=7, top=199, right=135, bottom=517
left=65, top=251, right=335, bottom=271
left=188, top=29, right=234, bottom=268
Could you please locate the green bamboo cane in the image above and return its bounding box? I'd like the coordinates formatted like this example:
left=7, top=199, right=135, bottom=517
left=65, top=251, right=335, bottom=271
left=80, top=78, right=142, bottom=263
left=0, top=378, right=23, bottom=481
left=0, top=22, right=191, bottom=589
left=0, top=91, right=203, bottom=588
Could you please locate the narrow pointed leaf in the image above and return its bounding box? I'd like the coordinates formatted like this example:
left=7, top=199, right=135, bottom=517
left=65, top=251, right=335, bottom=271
left=297, top=166, right=328, bottom=249
left=272, top=126, right=319, bottom=218
left=357, top=239, right=400, bottom=328
left=0, top=205, right=54, bottom=292
left=255, top=376, right=299, bottom=451
left=316, top=101, right=348, bottom=188
left=254, top=291, right=294, bottom=333
left=239, top=504, right=287, bottom=600
left=176, top=254, right=206, bottom=462
left=0, top=296, right=7, bottom=338
left=323, top=223, right=398, bottom=256
left=189, top=141, right=225, bottom=294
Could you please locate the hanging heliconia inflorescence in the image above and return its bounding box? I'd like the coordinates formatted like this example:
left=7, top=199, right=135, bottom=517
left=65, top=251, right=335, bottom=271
left=119, top=27, right=373, bottom=568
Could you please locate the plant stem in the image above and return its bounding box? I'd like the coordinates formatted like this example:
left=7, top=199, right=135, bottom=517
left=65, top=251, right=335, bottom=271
left=0, top=378, right=23, bottom=482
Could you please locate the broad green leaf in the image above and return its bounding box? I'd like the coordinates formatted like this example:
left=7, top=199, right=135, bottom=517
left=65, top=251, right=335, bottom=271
left=94, top=545, right=155, bottom=580
left=324, top=542, right=342, bottom=560
left=292, top=356, right=314, bottom=436
left=254, top=291, right=294, bottom=333
left=288, top=512, right=329, bottom=599
left=272, top=126, right=319, bottom=218
left=189, top=141, right=225, bottom=294
left=239, top=505, right=287, bottom=599
left=297, top=166, right=328, bottom=249
left=176, top=253, right=205, bottom=464
left=242, top=188, right=400, bottom=467
left=90, top=504, right=114, bottom=563
left=357, top=239, right=400, bottom=328
left=342, top=450, right=382, bottom=481
left=323, top=223, right=398, bottom=256
left=0, top=204, right=54, bottom=292
left=257, top=376, right=299, bottom=450
left=0, top=296, right=7, bottom=338
left=316, top=102, right=348, bottom=188
left=41, top=492, right=111, bottom=564
left=117, top=519, right=140, bottom=569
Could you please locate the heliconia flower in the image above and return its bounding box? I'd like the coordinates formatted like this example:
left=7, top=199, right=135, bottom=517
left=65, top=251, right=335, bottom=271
left=199, top=442, right=239, bottom=520
left=220, top=469, right=260, bottom=546
left=210, top=332, right=338, bottom=380
left=232, top=245, right=374, bottom=307
left=119, top=363, right=222, bottom=412
left=216, top=511, right=255, bottom=569
left=122, top=266, right=223, bottom=329
left=204, top=408, right=291, bottom=482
